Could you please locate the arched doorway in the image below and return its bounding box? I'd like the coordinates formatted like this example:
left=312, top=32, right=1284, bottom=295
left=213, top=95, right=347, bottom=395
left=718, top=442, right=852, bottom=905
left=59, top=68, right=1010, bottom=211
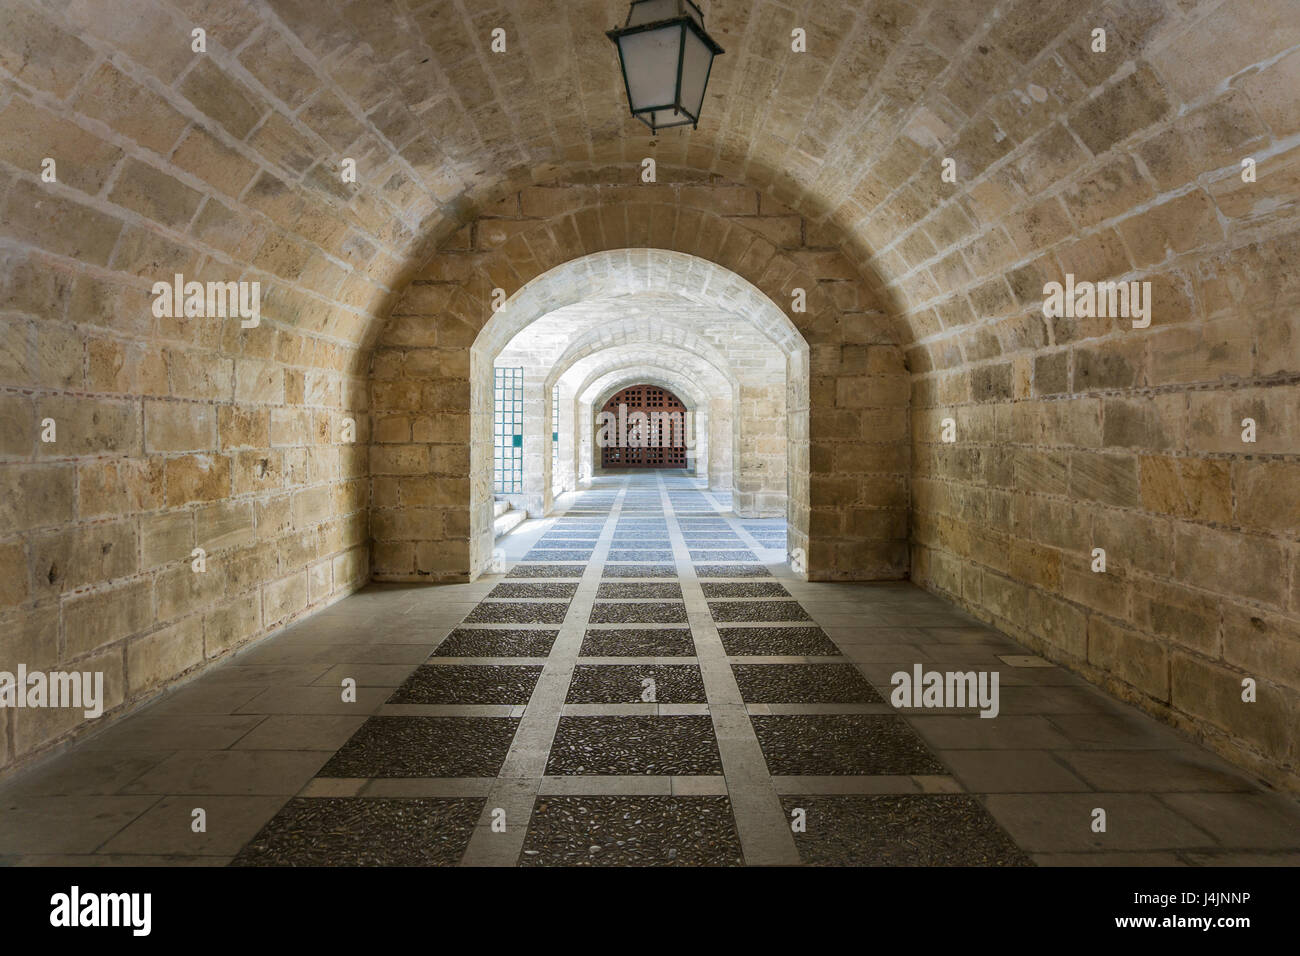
left=371, top=229, right=910, bottom=585
left=469, top=249, right=809, bottom=579
left=597, top=384, right=690, bottom=470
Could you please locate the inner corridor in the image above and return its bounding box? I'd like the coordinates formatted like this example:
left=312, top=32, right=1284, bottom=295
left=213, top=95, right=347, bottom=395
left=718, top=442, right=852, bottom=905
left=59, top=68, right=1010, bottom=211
left=2, top=474, right=1296, bottom=867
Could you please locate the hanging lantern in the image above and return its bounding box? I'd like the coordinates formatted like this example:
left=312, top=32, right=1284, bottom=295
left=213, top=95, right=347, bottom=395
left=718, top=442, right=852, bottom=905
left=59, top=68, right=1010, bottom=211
left=607, top=0, right=724, bottom=132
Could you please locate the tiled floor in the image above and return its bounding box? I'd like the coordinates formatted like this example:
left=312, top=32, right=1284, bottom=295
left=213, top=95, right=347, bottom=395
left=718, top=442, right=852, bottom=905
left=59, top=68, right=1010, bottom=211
left=2, top=473, right=1299, bottom=867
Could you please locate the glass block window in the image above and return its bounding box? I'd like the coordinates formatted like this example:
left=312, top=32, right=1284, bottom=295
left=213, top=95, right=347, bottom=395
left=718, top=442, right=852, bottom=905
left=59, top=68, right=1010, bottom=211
left=493, top=366, right=524, bottom=493
left=551, top=385, right=562, bottom=493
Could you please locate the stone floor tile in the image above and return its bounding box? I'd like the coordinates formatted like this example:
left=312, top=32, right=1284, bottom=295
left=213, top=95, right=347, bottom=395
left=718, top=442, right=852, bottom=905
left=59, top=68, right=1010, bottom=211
left=0, top=795, right=160, bottom=855
left=906, top=715, right=1075, bottom=750
left=708, top=600, right=812, bottom=623
left=1157, top=792, right=1300, bottom=849
left=81, top=714, right=266, bottom=751
left=505, top=565, right=585, bottom=579
left=939, top=750, right=1091, bottom=793
left=231, top=797, right=483, bottom=866
left=579, top=627, right=695, bottom=657
left=520, top=795, right=742, bottom=866
left=718, top=626, right=841, bottom=656
left=983, top=794, right=1218, bottom=852
left=601, top=564, right=678, bottom=578
left=120, top=749, right=332, bottom=795
left=700, top=581, right=790, bottom=598
left=231, top=716, right=370, bottom=751
left=1057, top=750, right=1257, bottom=792
left=0, top=749, right=170, bottom=797
left=588, top=602, right=688, bottom=624
left=432, top=628, right=559, bottom=657
left=98, top=795, right=290, bottom=857
left=312, top=663, right=419, bottom=687
left=463, top=601, right=570, bottom=625
left=486, top=582, right=580, bottom=599
left=566, top=664, right=706, bottom=703
left=318, top=717, right=519, bottom=778
left=695, top=564, right=773, bottom=578
left=782, top=795, right=1031, bottom=866
left=732, top=663, right=881, bottom=703
left=546, top=716, right=723, bottom=775
left=750, top=714, right=946, bottom=776
left=235, top=685, right=390, bottom=715
left=596, top=582, right=683, bottom=599
left=390, top=664, right=544, bottom=705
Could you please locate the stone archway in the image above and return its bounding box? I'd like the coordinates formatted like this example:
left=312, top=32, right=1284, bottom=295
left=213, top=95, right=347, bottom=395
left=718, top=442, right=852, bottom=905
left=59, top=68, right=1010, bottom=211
left=568, top=359, right=729, bottom=496
left=370, top=194, right=909, bottom=584
left=497, top=312, right=742, bottom=515
left=467, top=250, right=809, bottom=580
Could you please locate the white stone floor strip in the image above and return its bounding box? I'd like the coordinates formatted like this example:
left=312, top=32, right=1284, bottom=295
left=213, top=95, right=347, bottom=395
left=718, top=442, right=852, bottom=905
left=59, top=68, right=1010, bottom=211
left=657, top=473, right=801, bottom=866
left=459, top=481, right=628, bottom=866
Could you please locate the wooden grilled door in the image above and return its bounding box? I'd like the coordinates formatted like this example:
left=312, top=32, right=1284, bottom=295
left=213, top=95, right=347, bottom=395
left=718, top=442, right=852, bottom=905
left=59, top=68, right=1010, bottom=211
left=599, top=384, right=687, bottom=468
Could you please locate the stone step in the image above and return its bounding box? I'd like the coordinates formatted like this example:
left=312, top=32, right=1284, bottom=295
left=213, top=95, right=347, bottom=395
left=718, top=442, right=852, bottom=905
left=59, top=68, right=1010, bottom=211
left=493, top=508, right=526, bottom=539
left=492, top=498, right=511, bottom=519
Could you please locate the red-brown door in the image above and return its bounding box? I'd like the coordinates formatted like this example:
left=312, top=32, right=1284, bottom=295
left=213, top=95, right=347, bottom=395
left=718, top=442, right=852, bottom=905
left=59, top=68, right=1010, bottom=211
left=599, top=385, right=688, bottom=468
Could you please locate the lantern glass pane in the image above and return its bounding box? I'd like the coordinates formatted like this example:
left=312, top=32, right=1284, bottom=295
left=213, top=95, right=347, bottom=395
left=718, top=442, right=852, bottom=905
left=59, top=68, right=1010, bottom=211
left=618, top=26, right=682, bottom=112
left=680, top=27, right=713, bottom=119
left=627, top=0, right=679, bottom=26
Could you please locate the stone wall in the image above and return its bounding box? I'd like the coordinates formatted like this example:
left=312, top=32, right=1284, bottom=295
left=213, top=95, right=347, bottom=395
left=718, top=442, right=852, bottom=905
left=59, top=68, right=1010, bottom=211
left=0, top=0, right=464, bottom=775
left=736, top=381, right=788, bottom=516
left=902, top=13, right=1300, bottom=789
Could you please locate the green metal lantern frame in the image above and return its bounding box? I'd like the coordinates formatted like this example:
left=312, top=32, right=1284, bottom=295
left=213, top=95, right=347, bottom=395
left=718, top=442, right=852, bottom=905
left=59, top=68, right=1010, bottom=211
left=607, top=0, right=725, bottom=132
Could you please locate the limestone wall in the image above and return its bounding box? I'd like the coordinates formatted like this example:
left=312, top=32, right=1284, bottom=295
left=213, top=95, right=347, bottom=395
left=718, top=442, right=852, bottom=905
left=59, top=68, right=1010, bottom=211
left=902, top=11, right=1300, bottom=789
left=0, top=4, right=393, bottom=772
